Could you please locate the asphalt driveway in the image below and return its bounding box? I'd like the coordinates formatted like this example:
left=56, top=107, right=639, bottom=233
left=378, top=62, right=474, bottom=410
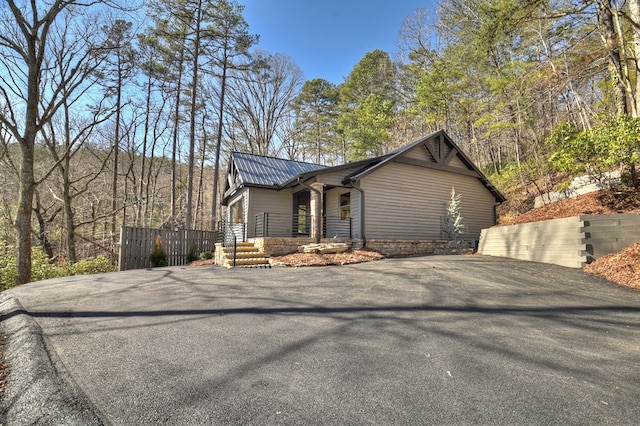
left=1, top=255, right=639, bottom=425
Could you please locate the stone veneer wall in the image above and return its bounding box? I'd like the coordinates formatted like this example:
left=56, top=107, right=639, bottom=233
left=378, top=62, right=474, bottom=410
left=364, top=239, right=472, bottom=257
left=250, top=237, right=317, bottom=257
left=214, top=243, right=225, bottom=266
left=250, top=237, right=472, bottom=258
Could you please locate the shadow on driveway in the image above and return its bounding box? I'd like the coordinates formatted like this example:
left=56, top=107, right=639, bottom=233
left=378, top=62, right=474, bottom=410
left=1, top=255, right=639, bottom=425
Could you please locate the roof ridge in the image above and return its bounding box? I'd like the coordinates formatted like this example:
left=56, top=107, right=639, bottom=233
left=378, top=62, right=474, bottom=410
left=232, top=151, right=325, bottom=168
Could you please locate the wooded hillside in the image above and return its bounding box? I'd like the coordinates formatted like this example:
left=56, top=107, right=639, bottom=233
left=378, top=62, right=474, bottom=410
left=1, top=0, right=639, bottom=283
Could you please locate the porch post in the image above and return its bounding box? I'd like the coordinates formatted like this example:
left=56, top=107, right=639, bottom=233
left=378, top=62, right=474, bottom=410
left=310, top=182, right=324, bottom=242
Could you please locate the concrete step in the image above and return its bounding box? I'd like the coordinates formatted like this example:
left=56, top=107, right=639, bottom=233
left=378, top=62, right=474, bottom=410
left=231, top=252, right=270, bottom=259
left=224, top=246, right=262, bottom=254
left=223, top=257, right=271, bottom=268
left=222, top=241, right=270, bottom=268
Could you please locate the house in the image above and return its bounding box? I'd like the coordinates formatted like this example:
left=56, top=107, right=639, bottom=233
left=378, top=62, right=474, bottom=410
left=221, top=130, right=505, bottom=257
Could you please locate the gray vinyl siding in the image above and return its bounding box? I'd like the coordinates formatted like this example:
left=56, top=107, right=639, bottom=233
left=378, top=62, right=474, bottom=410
left=447, top=155, right=467, bottom=169
left=324, top=188, right=360, bottom=239
left=402, top=142, right=467, bottom=169
left=313, top=167, right=362, bottom=186
left=403, top=145, right=432, bottom=161
left=324, top=189, right=340, bottom=218
left=247, top=187, right=293, bottom=238
left=361, top=161, right=496, bottom=240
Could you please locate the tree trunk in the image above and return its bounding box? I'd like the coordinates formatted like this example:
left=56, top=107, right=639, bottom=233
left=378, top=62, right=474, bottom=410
left=16, top=138, right=35, bottom=285
left=138, top=72, right=153, bottom=226
left=629, top=0, right=640, bottom=117
left=597, top=0, right=629, bottom=115
left=212, top=49, right=230, bottom=229
left=63, top=160, right=77, bottom=263
left=33, top=191, right=55, bottom=260
left=186, top=0, right=203, bottom=230
left=195, top=114, right=208, bottom=229
left=171, top=47, right=185, bottom=221
left=61, top=99, right=77, bottom=263
left=16, top=21, right=41, bottom=285
left=111, top=61, right=123, bottom=249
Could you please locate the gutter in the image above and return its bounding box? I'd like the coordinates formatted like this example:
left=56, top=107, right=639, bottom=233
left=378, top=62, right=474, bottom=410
left=347, top=181, right=366, bottom=247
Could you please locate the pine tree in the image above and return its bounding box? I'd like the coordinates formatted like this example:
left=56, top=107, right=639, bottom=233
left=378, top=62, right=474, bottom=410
left=442, top=187, right=465, bottom=243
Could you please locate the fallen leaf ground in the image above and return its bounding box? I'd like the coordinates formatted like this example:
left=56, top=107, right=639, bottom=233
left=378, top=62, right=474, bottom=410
left=498, top=186, right=640, bottom=225
left=583, top=242, right=640, bottom=290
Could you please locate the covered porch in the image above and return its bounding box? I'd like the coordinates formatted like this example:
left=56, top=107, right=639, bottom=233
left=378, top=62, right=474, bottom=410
left=253, top=212, right=352, bottom=239
left=226, top=182, right=360, bottom=242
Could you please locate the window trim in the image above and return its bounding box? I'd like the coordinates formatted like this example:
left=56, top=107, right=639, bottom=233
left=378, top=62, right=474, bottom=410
left=339, top=192, right=351, bottom=220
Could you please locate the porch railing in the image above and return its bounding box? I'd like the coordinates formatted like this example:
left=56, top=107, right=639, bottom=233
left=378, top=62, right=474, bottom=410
left=254, top=213, right=312, bottom=238
left=323, top=216, right=352, bottom=239
left=254, top=213, right=351, bottom=239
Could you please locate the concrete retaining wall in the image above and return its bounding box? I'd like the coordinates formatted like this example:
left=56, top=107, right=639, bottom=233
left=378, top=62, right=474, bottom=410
left=582, top=214, right=640, bottom=261
left=479, top=213, right=640, bottom=268
left=533, top=172, right=619, bottom=208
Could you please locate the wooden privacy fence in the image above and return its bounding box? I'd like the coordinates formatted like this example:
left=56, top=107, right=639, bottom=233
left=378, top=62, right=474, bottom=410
left=119, top=226, right=218, bottom=271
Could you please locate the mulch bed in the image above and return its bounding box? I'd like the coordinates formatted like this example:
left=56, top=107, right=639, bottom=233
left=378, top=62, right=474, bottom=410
left=584, top=242, right=640, bottom=290
left=188, top=249, right=385, bottom=268
left=499, top=188, right=640, bottom=226
left=270, top=249, right=384, bottom=267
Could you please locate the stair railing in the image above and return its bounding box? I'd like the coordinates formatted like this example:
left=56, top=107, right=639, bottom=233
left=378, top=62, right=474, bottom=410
left=220, top=220, right=238, bottom=267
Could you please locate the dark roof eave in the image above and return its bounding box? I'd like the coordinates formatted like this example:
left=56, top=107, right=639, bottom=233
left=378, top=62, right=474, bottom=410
left=245, top=183, right=280, bottom=190
left=277, top=155, right=392, bottom=189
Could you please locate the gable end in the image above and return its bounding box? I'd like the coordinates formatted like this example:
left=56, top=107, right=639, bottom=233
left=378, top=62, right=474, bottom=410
left=393, top=156, right=481, bottom=178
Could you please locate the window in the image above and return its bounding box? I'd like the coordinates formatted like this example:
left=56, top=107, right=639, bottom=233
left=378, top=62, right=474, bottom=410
left=230, top=198, right=244, bottom=223
left=340, top=192, right=351, bottom=220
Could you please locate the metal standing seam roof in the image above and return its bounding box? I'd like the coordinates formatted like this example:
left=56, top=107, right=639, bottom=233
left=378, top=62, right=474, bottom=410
left=228, top=130, right=506, bottom=202
left=232, top=152, right=326, bottom=187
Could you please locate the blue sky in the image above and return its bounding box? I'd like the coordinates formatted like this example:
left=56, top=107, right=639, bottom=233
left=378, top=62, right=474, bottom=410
left=241, top=1, right=434, bottom=84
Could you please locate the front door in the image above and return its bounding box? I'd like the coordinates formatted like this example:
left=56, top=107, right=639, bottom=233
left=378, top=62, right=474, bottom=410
left=293, top=191, right=311, bottom=236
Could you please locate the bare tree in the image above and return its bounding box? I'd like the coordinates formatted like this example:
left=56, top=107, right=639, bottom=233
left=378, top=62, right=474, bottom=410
left=39, top=11, right=116, bottom=263
left=225, top=51, right=304, bottom=156
left=208, top=0, right=257, bottom=227
left=0, top=0, right=115, bottom=284
left=97, top=18, right=136, bottom=249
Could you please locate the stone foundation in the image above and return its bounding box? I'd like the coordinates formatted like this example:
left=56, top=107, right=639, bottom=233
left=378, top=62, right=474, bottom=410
left=364, top=239, right=473, bottom=257
left=250, top=237, right=322, bottom=257
left=248, top=237, right=472, bottom=258
left=214, top=243, right=226, bottom=266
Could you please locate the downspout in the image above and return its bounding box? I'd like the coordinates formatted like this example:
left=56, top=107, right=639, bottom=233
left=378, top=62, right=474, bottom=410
left=347, top=181, right=366, bottom=247
left=297, top=178, right=322, bottom=243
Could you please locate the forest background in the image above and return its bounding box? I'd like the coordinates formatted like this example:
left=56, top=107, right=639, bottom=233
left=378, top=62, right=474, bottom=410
left=1, top=0, right=640, bottom=285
